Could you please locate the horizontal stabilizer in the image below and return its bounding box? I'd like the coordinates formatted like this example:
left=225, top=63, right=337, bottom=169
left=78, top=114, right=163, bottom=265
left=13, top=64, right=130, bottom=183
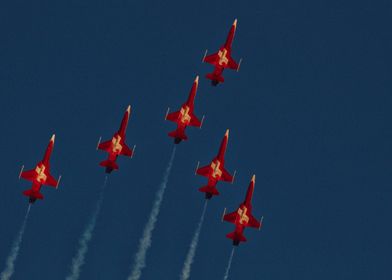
left=198, top=185, right=219, bottom=196
left=226, top=231, right=246, bottom=242
left=23, top=190, right=44, bottom=200
left=206, top=73, right=224, bottom=83
left=99, top=160, right=119, bottom=170
left=168, top=130, right=188, bottom=141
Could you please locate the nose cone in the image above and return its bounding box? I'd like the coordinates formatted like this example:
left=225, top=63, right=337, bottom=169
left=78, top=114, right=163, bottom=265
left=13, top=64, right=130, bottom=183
left=225, top=129, right=230, bottom=138
left=245, top=176, right=256, bottom=204
left=50, top=134, right=56, bottom=143
left=233, top=19, right=237, bottom=28
left=126, top=105, right=131, bottom=115
left=195, top=75, right=199, bottom=84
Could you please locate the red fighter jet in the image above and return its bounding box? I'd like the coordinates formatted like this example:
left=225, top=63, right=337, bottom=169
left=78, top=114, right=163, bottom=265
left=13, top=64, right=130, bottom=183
left=97, top=105, right=135, bottom=174
left=195, top=129, right=235, bottom=199
left=165, top=76, right=204, bottom=144
left=19, top=134, right=61, bottom=204
left=202, top=19, right=242, bottom=86
left=222, top=175, right=263, bottom=246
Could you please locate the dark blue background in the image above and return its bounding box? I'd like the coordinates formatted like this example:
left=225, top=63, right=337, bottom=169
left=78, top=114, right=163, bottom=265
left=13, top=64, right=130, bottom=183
left=1, top=0, right=392, bottom=279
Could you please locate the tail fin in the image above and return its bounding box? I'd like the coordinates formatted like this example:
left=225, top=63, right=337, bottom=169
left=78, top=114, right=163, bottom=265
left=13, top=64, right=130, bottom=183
left=206, top=73, right=224, bottom=83
left=198, top=185, right=219, bottom=196
left=168, top=130, right=188, bottom=141
left=23, top=190, right=44, bottom=200
left=226, top=231, right=246, bottom=242
left=99, top=160, right=119, bottom=170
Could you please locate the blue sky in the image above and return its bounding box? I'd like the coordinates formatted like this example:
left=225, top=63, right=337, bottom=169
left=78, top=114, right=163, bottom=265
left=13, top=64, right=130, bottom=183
left=1, top=0, right=392, bottom=279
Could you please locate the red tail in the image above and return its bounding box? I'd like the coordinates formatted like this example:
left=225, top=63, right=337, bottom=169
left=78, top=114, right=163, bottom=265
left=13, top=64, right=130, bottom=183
left=99, top=160, right=119, bottom=170
left=226, top=231, right=247, bottom=242
left=23, top=190, right=44, bottom=200
left=198, top=185, right=219, bottom=196
left=168, top=129, right=188, bottom=141
left=206, top=73, right=224, bottom=83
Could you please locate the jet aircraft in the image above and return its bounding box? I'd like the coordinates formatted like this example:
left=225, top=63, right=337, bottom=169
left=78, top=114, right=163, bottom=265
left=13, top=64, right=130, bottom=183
left=195, top=129, right=235, bottom=199
left=222, top=175, right=263, bottom=246
left=19, top=135, right=61, bottom=204
left=202, top=19, right=242, bottom=86
left=165, top=76, right=204, bottom=144
left=97, top=105, right=135, bottom=173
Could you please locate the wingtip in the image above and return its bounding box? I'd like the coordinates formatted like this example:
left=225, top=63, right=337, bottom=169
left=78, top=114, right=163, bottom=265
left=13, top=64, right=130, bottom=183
left=195, top=75, right=199, bottom=84
left=251, top=174, right=256, bottom=183
left=233, top=18, right=238, bottom=27
left=225, top=129, right=230, bottom=138
left=127, top=105, right=131, bottom=114
left=50, top=134, right=56, bottom=143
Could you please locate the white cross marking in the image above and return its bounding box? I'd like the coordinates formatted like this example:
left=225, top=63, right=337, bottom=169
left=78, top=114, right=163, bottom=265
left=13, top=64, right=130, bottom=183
left=211, top=160, right=223, bottom=179
left=112, top=135, right=123, bottom=153
left=180, top=106, right=191, bottom=124
left=35, top=164, right=47, bottom=183
left=218, top=49, right=229, bottom=66
left=237, top=206, right=250, bottom=225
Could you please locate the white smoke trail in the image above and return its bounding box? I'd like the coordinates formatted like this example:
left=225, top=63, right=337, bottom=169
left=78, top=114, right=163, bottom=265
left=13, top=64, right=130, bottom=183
left=127, top=147, right=177, bottom=280
left=180, top=200, right=208, bottom=280
left=0, top=204, right=32, bottom=280
left=223, top=247, right=235, bottom=280
left=65, top=176, right=108, bottom=280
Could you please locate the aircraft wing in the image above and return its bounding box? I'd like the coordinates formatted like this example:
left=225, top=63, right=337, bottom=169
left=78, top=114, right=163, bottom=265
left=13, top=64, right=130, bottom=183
left=120, top=143, right=134, bottom=157
left=20, top=169, right=36, bottom=182
left=196, top=165, right=210, bottom=177
left=203, top=52, right=218, bottom=65
left=189, top=113, right=202, bottom=128
left=221, top=168, right=234, bottom=183
left=98, top=139, right=112, bottom=152
left=248, top=215, right=261, bottom=229
left=44, top=173, right=58, bottom=188
left=227, top=57, right=239, bottom=70
left=166, top=111, right=180, bottom=122
left=223, top=210, right=238, bottom=224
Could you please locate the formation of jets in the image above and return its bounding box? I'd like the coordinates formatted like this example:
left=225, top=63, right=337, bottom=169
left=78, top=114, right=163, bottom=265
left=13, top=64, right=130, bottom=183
left=17, top=19, right=262, bottom=251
